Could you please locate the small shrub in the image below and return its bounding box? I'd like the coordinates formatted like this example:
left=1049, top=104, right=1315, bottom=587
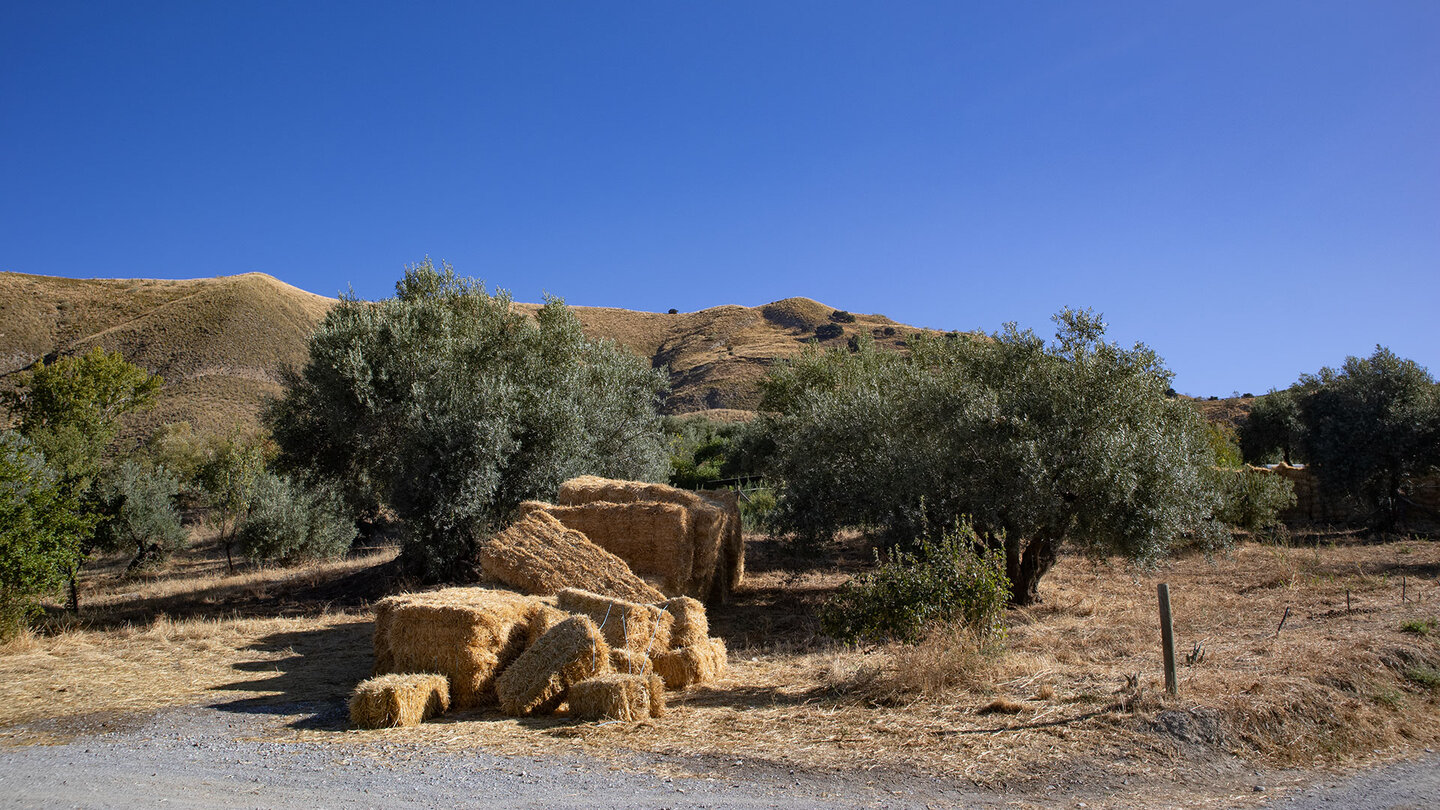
left=738, top=486, right=776, bottom=532
left=1213, top=466, right=1296, bottom=532
left=830, top=310, right=856, bottom=323
left=1400, top=618, right=1437, bottom=636
left=819, top=521, right=1010, bottom=644
left=814, top=323, right=844, bottom=341
left=668, top=308, right=678, bottom=315
left=881, top=326, right=896, bottom=337
left=238, top=472, right=355, bottom=563
left=1403, top=666, right=1440, bottom=690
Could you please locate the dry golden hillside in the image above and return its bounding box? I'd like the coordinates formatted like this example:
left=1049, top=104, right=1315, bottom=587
left=0, top=272, right=920, bottom=438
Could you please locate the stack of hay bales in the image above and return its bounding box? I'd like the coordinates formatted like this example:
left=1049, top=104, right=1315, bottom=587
left=543, top=475, right=744, bottom=603
left=650, top=595, right=728, bottom=690
left=477, top=508, right=664, bottom=603
left=495, top=615, right=612, bottom=715
left=370, top=587, right=557, bottom=708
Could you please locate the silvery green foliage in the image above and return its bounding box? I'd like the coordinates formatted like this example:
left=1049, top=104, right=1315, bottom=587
left=94, top=459, right=188, bottom=571
left=237, top=471, right=354, bottom=563
left=760, top=309, right=1228, bottom=605
left=267, top=260, right=669, bottom=579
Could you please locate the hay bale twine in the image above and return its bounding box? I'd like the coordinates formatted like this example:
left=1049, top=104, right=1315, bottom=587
left=567, top=673, right=652, bottom=722
left=495, top=616, right=612, bottom=716
left=349, top=673, right=450, bottom=729
left=658, top=596, right=708, bottom=649
left=478, top=510, right=664, bottom=603
left=653, top=637, right=728, bottom=690
left=609, top=648, right=654, bottom=676
left=556, top=587, right=674, bottom=654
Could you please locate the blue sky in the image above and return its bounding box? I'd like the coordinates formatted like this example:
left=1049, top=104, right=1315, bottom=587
left=3, top=2, right=1436, bottom=396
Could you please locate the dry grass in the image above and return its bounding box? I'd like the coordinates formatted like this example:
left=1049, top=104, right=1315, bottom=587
left=5, top=530, right=1440, bottom=805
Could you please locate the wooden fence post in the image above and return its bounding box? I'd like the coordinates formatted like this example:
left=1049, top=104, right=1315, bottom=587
left=1157, top=583, right=1178, bottom=696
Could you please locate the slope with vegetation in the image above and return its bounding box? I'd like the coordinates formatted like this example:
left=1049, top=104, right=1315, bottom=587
left=0, top=271, right=919, bottom=437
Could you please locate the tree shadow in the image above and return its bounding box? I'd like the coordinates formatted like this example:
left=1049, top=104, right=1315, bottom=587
left=209, top=621, right=375, bottom=730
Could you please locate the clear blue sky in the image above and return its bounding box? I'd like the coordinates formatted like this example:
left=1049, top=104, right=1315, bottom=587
left=3, top=2, right=1436, bottom=396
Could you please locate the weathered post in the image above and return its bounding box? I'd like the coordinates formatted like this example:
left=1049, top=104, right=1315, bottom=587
left=1157, top=583, right=1178, bottom=696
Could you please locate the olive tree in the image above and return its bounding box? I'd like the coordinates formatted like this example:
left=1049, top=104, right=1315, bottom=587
left=759, top=309, right=1228, bottom=605
left=93, top=459, right=188, bottom=572
left=1295, top=347, right=1439, bottom=529
left=267, top=260, right=669, bottom=580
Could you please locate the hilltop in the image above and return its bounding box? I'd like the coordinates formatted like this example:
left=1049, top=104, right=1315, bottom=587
left=0, top=272, right=915, bottom=437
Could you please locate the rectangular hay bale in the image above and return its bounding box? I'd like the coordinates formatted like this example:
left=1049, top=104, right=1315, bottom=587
left=541, top=501, right=694, bottom=593
left=495, top=615, right=611, bottom=716
left=478, top=510, right=665, bottom=603
left=372, top=587, right=549, bottom=708
left=556, top=476, right=729, bottom=601
left=653, top=637, right=728, bottom=690
left=658, top=596, right=709, bottom=649
left=349, top=673, right=450, bottom=729
left=608, top=648, right=653, bottom=676
left=567, top=673, right=652, bottom=722
left=556, top=587, right=674, bottom=654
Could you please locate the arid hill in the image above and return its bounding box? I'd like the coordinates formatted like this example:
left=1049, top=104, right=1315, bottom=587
left=0, top=272, right=916, bottom=438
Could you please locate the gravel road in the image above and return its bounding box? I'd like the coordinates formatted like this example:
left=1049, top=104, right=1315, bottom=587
left=0, top=704, right=995, bottom=809
left=2, top=703, right=1436, bottom=809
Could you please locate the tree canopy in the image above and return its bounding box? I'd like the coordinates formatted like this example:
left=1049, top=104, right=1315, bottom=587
left=759, top=309, right=1229, bottom=604
left=0, top=432, right=87, bottom=635
left=267, top=259, right=670, bottom=580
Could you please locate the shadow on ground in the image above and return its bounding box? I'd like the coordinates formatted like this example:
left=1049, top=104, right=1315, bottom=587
left=209, top=621, right=375, bottom=729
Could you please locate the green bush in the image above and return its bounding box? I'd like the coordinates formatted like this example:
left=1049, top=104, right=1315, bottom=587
left=813, top=323, right=844, bottom=341
left=819, top=521, right=1011, bottom=644
left=1211, top=465, right=1296, bottom=532
left=237, top=472, right=355, bottom=564
left=738, top=486, right=776, bottom=532
left=0, top=431, right=87, bottom=637
left=830, top=310, right=857, bottom=323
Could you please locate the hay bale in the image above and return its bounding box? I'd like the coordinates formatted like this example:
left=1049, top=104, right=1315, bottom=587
left=658, top=596, right=708, bottom=649
left=495, top=616, right=611, bottom=716
left=567, top=673, right=652, bottom=722
left=609, top=648, right=653, bottom=676
left=556, top=476, right=730, bottom=601
left=478, top=510, right=664, bottom=603
left=541, top=501, right=694, bottom=593
left=647, top=673, right=666, bottom=718
left=372, top=587, right=549, bottom=708
left=349, top=673, right=450, bottom=729
left=697, top=489, right=744, bottom=595
left=556, top=587, right=674, bottom=654
left=653, top=637, right=727, bottom=690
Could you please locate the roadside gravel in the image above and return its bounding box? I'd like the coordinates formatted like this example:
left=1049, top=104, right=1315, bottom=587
left=0, top=704, right=996, bottom=809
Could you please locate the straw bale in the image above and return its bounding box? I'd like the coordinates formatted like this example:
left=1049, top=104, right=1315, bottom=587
left=653, top=637, right=728, bottom=690
left=567, top=673, right=652, bottom=722
left=372, top=587, right=548, bottom=708
left=495, top=616, right=612, bottom=716
left=349, top=673, right=450, bottom=729
left=527, top=603, right=569, bottom=646
left=658, top=596, right=709, bottom=649
left=609, top=648, right=654, bottom=676
left=478, top=510, right=664, bottom=603
left=556, top=587, right=674, bottom=654
left=556, top=476, right=731, bottom=601
left=698, top=489, right=744, bottom=594
left=647, top=673, right=667, bottom=718
left=541, top=501, right=693, bottom=592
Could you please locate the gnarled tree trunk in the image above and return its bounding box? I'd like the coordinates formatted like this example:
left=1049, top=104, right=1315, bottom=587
left=1005, top=536, right=1060, bottom=606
